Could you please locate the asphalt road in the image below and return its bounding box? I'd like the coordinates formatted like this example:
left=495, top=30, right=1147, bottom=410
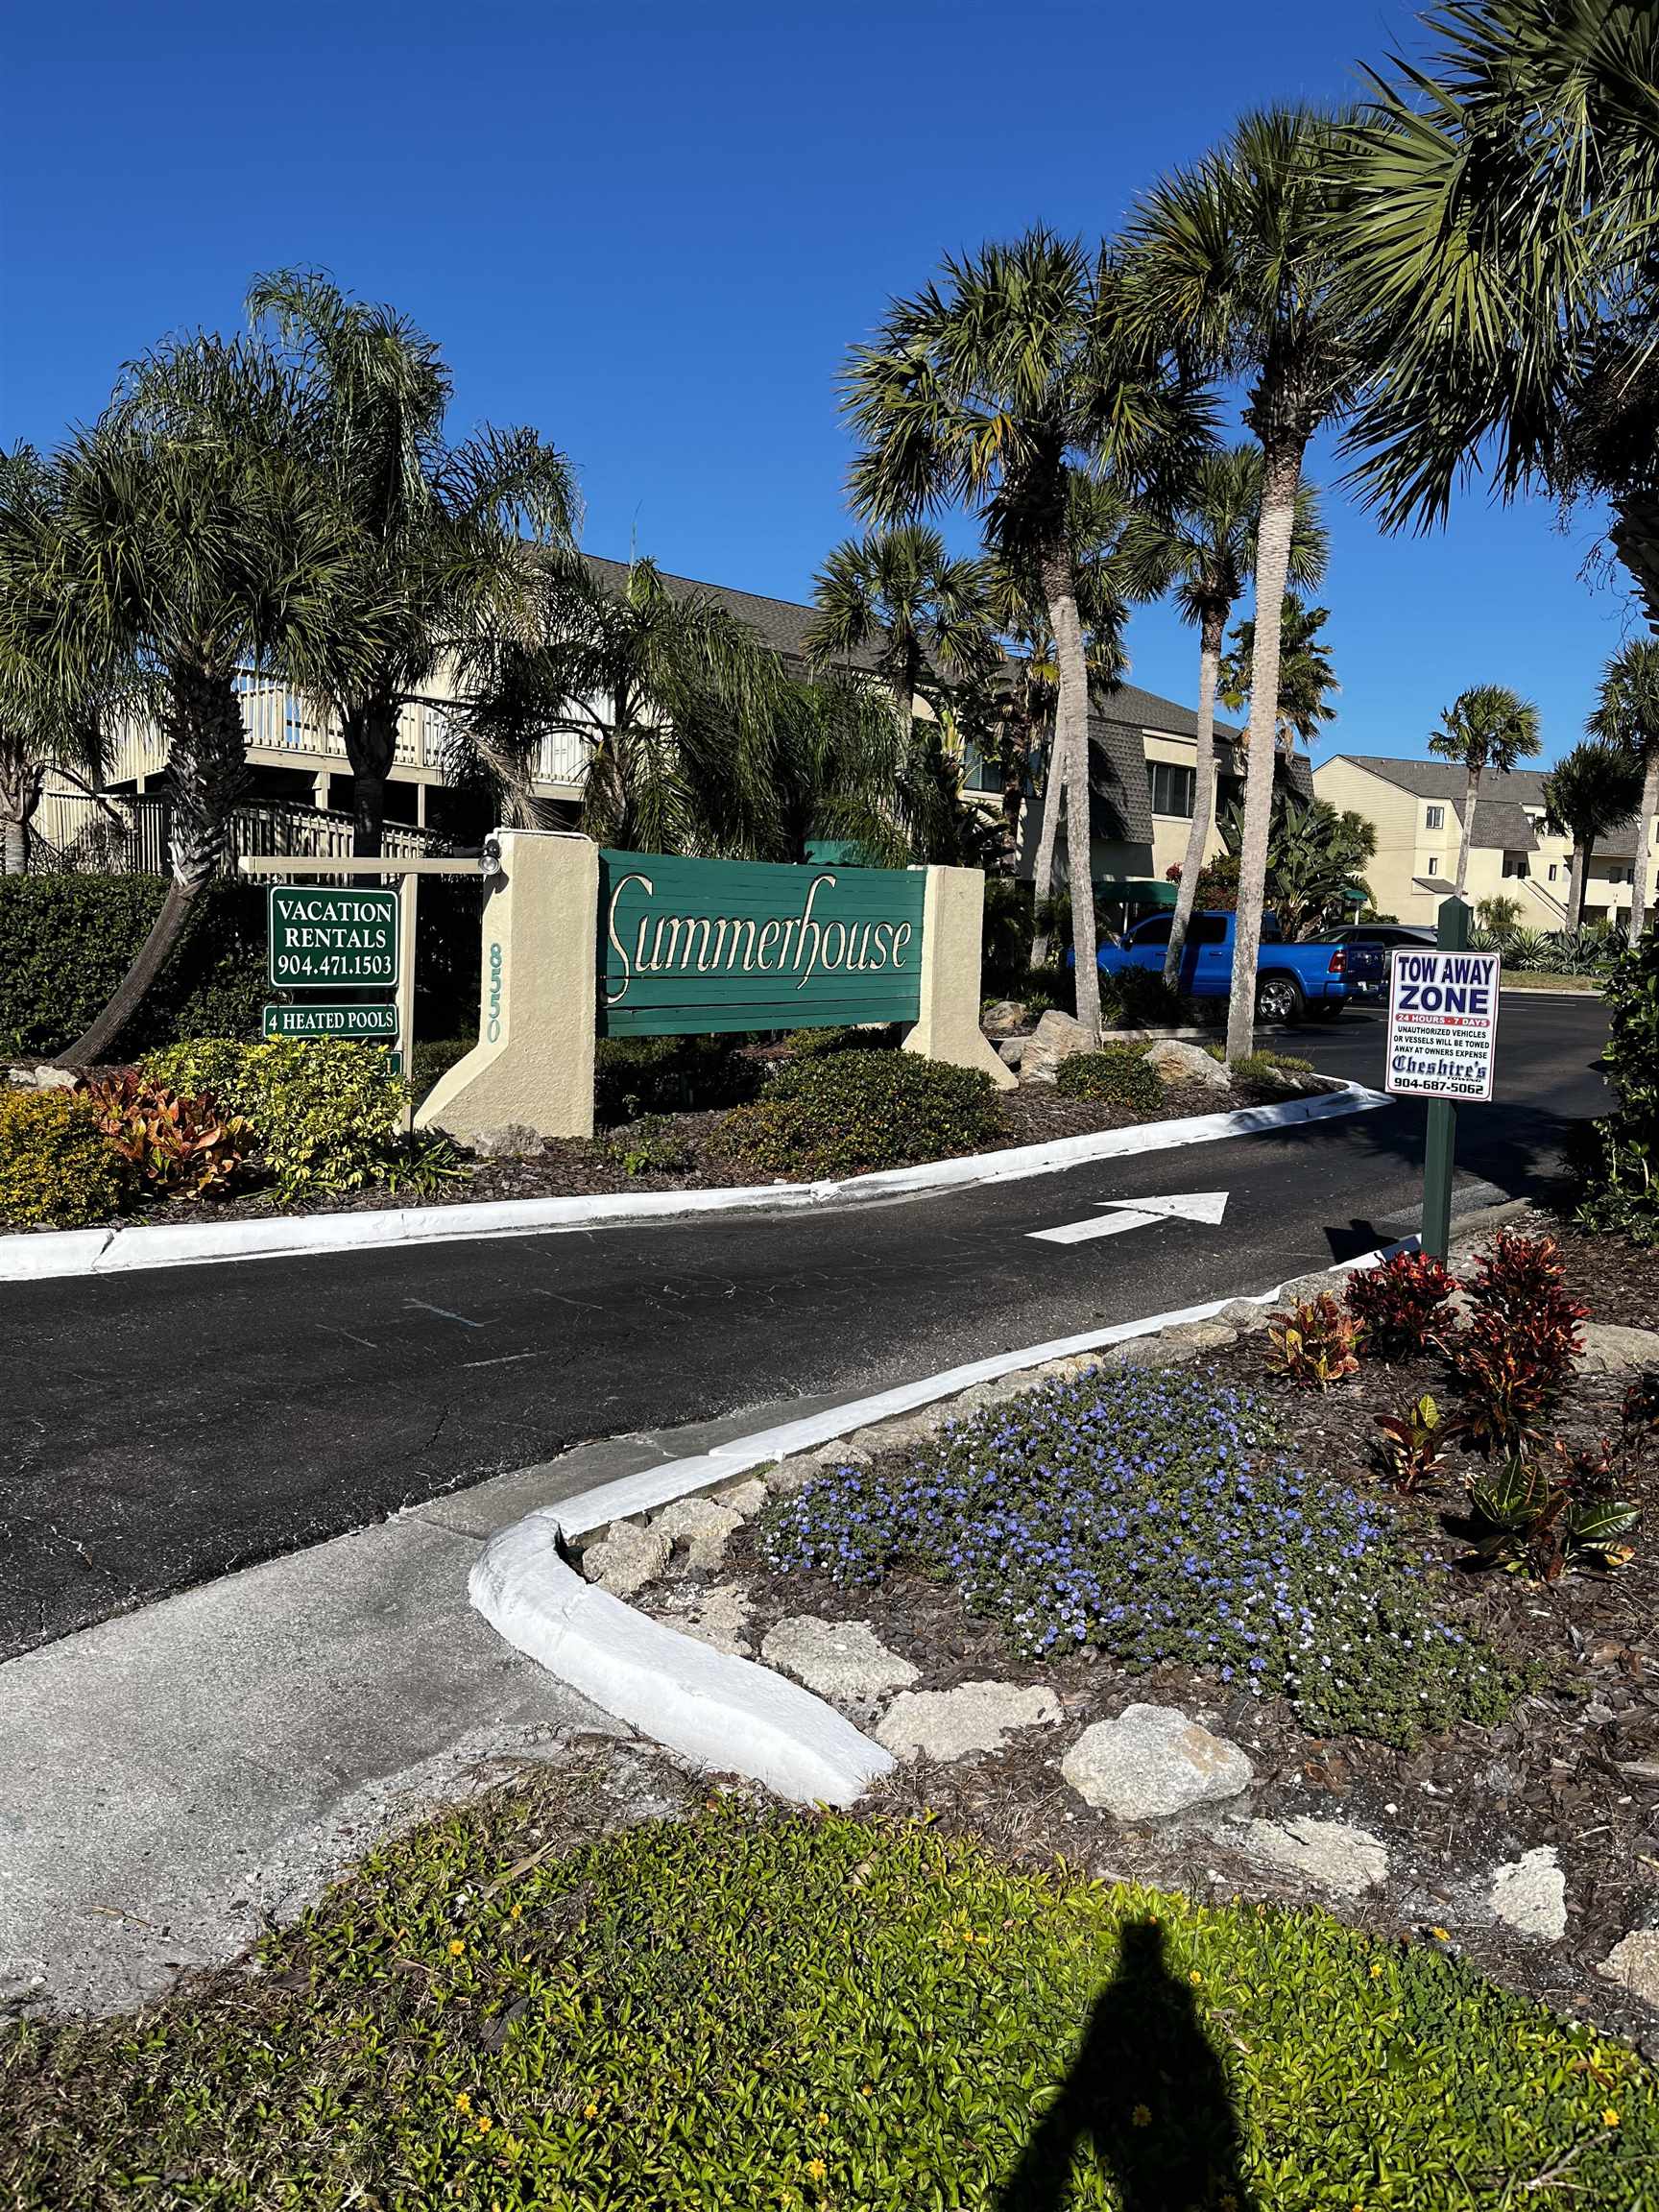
left=0, top=996, right=1611, bottom=1658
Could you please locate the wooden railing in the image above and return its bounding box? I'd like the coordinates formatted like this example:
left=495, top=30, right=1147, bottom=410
left=103, top=677, right=590, bottom=791
left=29, top=792, right=450, bottom=876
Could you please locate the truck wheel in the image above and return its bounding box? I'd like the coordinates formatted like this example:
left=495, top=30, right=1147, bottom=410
left=1257, top=974, right=1305, bottom=1026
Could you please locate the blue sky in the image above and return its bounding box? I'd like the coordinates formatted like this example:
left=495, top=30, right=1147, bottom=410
left=2, top=0, right=1640, bottom=770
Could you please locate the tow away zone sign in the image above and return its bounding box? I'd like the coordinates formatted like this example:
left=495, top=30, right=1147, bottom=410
left=1384, top=947, right=1501, bottom=1102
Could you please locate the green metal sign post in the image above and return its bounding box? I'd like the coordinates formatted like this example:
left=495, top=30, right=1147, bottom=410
left=1419, top=898, right=1469, bottom=1262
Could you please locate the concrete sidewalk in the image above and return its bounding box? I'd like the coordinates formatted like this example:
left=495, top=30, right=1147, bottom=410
left=0, top=1389, right=847, bottom=2018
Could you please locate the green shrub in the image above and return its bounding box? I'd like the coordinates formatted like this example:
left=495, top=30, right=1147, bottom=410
left=1098, top=967, right=1186, bottom=1028
left=762, top=1365, right=1521, bottom=1745
left=8, top=1793, right=1656, bottom=2212
left=1230, top=1049, right=1314, bottom=1083
left=717, top=1048, right=1002, bottom=1178
left=144, top=1038, right=410, bottom=1200
left=604, top=1115, right=696, bottom=1177
left=1054, top=1046, right=1162, bottom=1113
left=594, top=1034, right=763, bottom=1124
left=1575, top=924, right=1659, bottom=1240
left=781, top=1022, right=900, bottom=1059
left=0, top=1087, right=131, bottom=1227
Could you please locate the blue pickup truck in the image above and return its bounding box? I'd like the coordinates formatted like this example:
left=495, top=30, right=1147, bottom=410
left=1095, top=910, right=1349, bottom=1025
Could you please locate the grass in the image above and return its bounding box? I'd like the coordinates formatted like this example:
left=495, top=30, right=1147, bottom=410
left=7, top=1783, right=1656, bottom=2210
left=1500, top=970, right=1606, bottom=994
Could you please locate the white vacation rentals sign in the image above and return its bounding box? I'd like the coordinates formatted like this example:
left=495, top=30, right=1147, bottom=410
left=1384, top=948, right=1501, bottom=1102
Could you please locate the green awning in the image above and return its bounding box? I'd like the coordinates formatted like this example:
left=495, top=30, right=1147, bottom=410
left=1096, top=878, right=1177, bottom=907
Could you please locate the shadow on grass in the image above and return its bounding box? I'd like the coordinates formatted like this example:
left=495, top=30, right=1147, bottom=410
left=998, top=1918, right=1255, bottom=2211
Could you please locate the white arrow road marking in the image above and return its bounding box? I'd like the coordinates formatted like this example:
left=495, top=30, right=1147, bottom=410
left=1027, top=1190, right=1230, bottom=1246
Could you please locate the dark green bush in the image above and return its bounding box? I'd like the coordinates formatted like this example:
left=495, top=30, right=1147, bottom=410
left=0, top=1087, right=132, bottom=1227
left=0, top=874, right=484, bottom=1060
left=594, top=1034, right=763, bottom=1124
left=143, top=1038, right=413, bottom=1201
left=1098, top=967, right=1187, bottom=1029
left=604, top=1115, right=696, bottom=1177
left=781, top=1022, right=900, bottom=1059
left=717, top=1047, right=1002, bottom=1177
left=1054, top=1046, right=1163, bottom=1113
left=1575, top=925, right=1659, bottom=1240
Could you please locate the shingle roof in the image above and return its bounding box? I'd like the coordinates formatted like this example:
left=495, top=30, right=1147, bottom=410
left=1331, top=755, right=1544, bottom=849
left=581, top=553, right=1243, bottom=848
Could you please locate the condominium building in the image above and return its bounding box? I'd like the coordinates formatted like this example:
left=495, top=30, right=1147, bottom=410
left=1314, top=753, right=1648, bottom=928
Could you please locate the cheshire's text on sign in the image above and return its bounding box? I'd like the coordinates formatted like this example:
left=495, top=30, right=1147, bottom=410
left=1383, top=947, right=1501, bottom=1102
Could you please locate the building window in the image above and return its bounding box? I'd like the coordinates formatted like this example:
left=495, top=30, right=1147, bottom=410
left=1425, top=804, right=1445, bottom=830
left=1548, top=863, right=1559, bottom=882
left=1146, top=761, right=1196, bottom=818
left=1425, top=856, right=1439, bottom=877
left=1503, top=852, right=1530, bottom=879
left=959, top=739, right=1000, bottom=795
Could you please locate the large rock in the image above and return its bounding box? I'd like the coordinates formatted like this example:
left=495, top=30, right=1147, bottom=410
left=1599, top=1929, right=1659, bottom=2007
left=677, top=1582, right=753, bottom=1658
left=1062, top=1704, right=1253, bottom=1820
left=583, top=1521, right=671, bottom=1599
left=1578, top=1322, right=1659, bottom=1376
left=981, top=1000, right=1028, bottom=1037
left=876, top=1679, right=1062, bottom=1762
left=711, top=1474, right=770, bottom=1520
left=1020, top=1010, right=1094, bottom=1084
left=469, top=1122, right=543, bottom=1159
left=1144, top=1039, right=1233, bottom=1092
left=998, top=1036, right=1025, bottom=1070
left=1242, top=1815, right=1389, bottom=1898
left=761, top=1617, right=920, bottom=1703
left=1490, top=1846, right=1568, bottom=1940
left=653, top=1495, right=744, bottom=1574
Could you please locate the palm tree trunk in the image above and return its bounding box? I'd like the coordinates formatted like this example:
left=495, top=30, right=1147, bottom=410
left=1164, top=610, right=1223, bottom=989
left=1226, top=441, right=1305, bottom=1062
left=1028, top=731, right=1063, bottom=968
left=1454, top=766, right=1479, bottom=899
left=1041, top=546, right=1100, bottom=1041
left=1568, top=841, right=1588, bottom=930
left=1, top=813, right=25, bottom=875
left=343, top=696, right=400, bottom=860
left=63, top=661, right=248, bottom=1065
left=1631, top=750, right=1659, bottom=945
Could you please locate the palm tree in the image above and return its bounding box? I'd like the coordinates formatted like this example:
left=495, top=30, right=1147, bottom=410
left=1124, top=450, right=1328, bottom=987
left=1219, top=596, right=1337, bottom=753
left=249, top=269, right=577, bottom=856
left=1129, top=106, right=1362, bottom=1060
left=51, top=335, right=359, bottom=1064
left=1587, top=638, right=1659, bottom=940
left=805, top=525, right=998, bottom=733
left=840, top=229, right=1206, bottom=1041
left=1426, top=684, right=1542, bottom=900
left=1544, top=737, right=1643, bottom=926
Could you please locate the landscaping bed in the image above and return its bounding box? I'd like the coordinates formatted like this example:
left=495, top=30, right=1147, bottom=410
left=584, top=1218, right=1659, bottom=2056
left=7, top=1751, right=1657, bottom=2210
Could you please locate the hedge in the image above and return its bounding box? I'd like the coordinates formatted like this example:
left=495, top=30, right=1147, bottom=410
left=0, top=875, right=483, bottom=1060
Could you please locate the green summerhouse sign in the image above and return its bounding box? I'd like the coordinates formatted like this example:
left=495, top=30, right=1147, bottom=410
left=597, top=850, right=926, bottom=1036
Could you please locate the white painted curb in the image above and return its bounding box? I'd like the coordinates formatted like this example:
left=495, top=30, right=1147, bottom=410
left=0, top=1080, right=1389, bottom=1284
left=469, top=1517, right=894, bottom=1807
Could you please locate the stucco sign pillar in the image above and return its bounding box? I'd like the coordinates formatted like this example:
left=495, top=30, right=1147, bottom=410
left=418, top=832, right=1013, bottom=1149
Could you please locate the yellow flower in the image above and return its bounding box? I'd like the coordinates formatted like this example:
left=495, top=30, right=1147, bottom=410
left=806, top=2157, right=828, bottom=2182
left=454, top=2091, right=471, bottom=2114
left=508, top=1904, right=522, bottom=1921
left=448, top=1938, right=467, bottom=1958
left=476, top=2114, right=493, bottom=2135
left=1131, top=2104, right=1152, bottom=2128
left=1370, top=1961, right=1383, bottom=1979
left=1605, top=2109, right=1621, bottom=2128
left=584, top=2101, right=599, bottom=2120
left=816, top=2110, right=830, bottom=2128
left=1431, top=1926, right=1451, bottom=1943
left=1189, top=1970, right=1202, bottom=1985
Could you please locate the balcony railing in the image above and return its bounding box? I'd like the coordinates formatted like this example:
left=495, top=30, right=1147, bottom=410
left=30, top=790, right=451, bottom=876
left=104, top=676, right=590, bottom=792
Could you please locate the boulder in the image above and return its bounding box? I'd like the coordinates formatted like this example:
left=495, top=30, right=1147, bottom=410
left=1143, top=1039, right=1232, bottom=1092
left=1578, top=1321, right=1659, bottom=1376
left=761, top=1617, right=920, bottom=1703
left=469, top=1122, right=543, bottom=1159
left=1599, top=1929, right=1659, bottom=2008
left=981, top=1000, right=1028, bottom=1037
left=1241, top=1815, right=1389, bottom=1899
left=1490, top=1846, right=1568, bottom=1940
left=677, top=1582, right=753, bottom=1657
left=1020, top=1010, right=1094, bottom=1084
left=1062, top=1705, right=1253, bottom=1820
left=998, top=1036, right=1025, bottom=1070
left=710, top=1474, right=770, bottom=1520
left=583, top=1521, right=671, bottom=1599
left=876, top=1680, right=1062, bottom=1762
left=653, top=1495, right=744, bottom=1574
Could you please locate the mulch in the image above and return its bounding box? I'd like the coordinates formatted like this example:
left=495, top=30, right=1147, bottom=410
left=662, top=1218, right=1659, bottom=2051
